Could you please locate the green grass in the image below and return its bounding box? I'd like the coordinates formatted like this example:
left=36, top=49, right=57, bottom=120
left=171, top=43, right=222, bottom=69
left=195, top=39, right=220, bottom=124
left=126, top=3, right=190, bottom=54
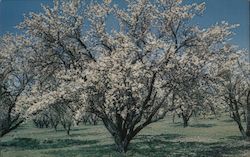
left=0, top=116, right=249, bottom=157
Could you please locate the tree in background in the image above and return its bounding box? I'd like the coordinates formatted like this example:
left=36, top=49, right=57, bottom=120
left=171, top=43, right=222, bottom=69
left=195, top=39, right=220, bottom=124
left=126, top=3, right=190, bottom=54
left=0, top=35, right=33, bottom=137
left=211, top=45, right=249, bottom=138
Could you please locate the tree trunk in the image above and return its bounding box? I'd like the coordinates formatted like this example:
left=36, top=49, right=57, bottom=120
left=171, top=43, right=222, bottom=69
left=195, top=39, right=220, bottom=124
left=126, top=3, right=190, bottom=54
left=232, top=110, right=247, bottom=138
left=172, top=112, right=175, bottom=124
left=0, top=120, right=23, bottom=137
left=236, top=120, right=246, bottom=138
left=183, top=118, right=188, bottom=128
left=246, top=91, right=250, bottom=137
left=102, top=118, right=131, bottom=153
left=114, top=136, right=129, bottom=153
left=66, top=124, right=71, bottom=135
left=182, top=113, right=189, bottom=128
left=54, top=124, right=58, bottom=131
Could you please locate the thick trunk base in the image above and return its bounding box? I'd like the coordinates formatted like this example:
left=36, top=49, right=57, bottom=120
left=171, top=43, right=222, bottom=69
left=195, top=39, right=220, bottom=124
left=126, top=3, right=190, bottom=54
left=115, top=142, right=129, bottom=153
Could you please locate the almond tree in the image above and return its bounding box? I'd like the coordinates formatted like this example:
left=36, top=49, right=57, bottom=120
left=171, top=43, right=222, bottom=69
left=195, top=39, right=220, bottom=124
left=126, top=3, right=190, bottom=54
left=15, top=0, right=239, bottom=153
left=169, top=52, right=213, bottom=127
left=212, top=45, right=250, bottom=138
left=0, top=35, right=32, bottom=137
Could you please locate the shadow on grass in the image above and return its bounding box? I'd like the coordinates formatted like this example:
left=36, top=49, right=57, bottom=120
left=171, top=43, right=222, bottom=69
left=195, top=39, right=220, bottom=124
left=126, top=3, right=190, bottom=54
left=171, top=122, right=216, bottom=128
left=170, top=122, right=184, bottom=127
left=222, top=135, right=245, bottom=140
left=69, top=131, right=101, bottom=137
left=130, top=134, right=250, bottom=157
left=45, top=133, right=250, bottom=157
left=46, top=127, right=89, bottom=133
left=70, top=127, right=90, bottom=132
left=222, top=119, right=234, bottom=123
left=44, top=144, right=119, bottom=157
left=136, top=133, right=182, bottom=141
left=190, top=123, right=216, bottom=128
left=0, top=138, right=99, bottom=150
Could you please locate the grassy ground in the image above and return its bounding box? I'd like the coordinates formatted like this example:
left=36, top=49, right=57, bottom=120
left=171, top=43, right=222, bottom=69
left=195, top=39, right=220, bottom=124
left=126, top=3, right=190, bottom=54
left=0, top=116, right=249, bottom=157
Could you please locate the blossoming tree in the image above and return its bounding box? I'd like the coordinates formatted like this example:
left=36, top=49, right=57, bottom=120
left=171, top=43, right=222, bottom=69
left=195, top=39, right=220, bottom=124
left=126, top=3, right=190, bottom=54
left=0, top=34, right=33, bottom=137
left=211, top=45, right=250, bottom=137
left=14, top=0, right=240, bottom=152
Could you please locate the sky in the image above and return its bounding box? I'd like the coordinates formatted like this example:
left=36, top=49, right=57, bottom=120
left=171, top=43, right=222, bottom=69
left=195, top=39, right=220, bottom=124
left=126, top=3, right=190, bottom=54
left=0, top=0, right=249, bottom=50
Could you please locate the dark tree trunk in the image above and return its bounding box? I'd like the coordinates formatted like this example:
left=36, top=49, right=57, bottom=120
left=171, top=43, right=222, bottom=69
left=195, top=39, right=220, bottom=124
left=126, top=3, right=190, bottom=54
left=239, top=123, right=246, bottom=138
left=234, top=118, right=246, bottom=138
left=54, top=124, right=58, bottom=131
left=101, top=117, right=132, bottom=153
left=232, top=110, right=246, bottom=138
left=183, top=117, right=189, bottom=128
left=182, top=113, right=191, bottom=128
left=172, top=112, right=175, bottom=124
left=246, top=91, right=250, bottom=137
left=66, top=123, right=71, bottom=135
left=67, top=128, right=70, bottom=135
left=114, top=135, right=130, bottom=153
left=0, top=120, right=23, bottom=137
